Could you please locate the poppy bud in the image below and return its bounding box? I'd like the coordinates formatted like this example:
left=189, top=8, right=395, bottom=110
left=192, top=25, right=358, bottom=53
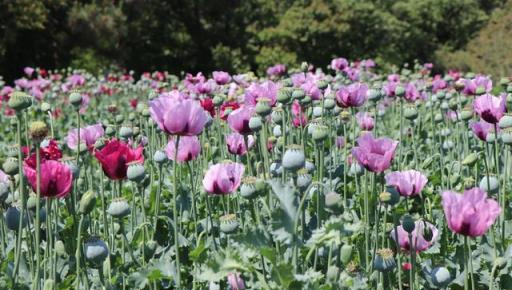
left=79, top=191, right=96, bottom=215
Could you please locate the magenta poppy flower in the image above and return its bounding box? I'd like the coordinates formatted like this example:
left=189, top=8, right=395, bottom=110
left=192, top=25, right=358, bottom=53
left=266, top=64, right=286, bottom=77
left=352, top=133, right=398, bottom=173
left=24, top=67, right=35, bottom=77
left=23, top=159, right=72, bottom=198
left=194, top=80, right=216, bottom=95
left=94, top=139, right=144, bottom=180
left=165, top=136, right=201, bottom=163
left=463, top=76, right=492, bottom=95
left=225, top=133, right=255, bottom=156
left=470, top=120, right=495, bottom=141
left=66, top=123, right=104, bottom=150
left=301, top=80, right=322, bottom=100
left=330, top=58, right=349, bottom=71
left=390, top=220, right=438, bottom=252
left=355, top=112, right=374, bottom=131
left=291, top=100, right=307, bottom=127
left=202, top=162, right=244, bottom=195
left=227, top=106, right=255, bottom=135
left=227, top=272, right=245, bottom=290
left=432, top=77, right=447, bottom=93
left=335, top=136, right=345, bottom=149
left=245, top=81, right=279, bottom=106
left=441, top=188, right=501, bottom=237
left=0, top=170, right=10, bottom=186
left=404, top=83, right=422, bottom=102
left=149, top=95, right=209, bottom=136
left=212, top=71, right=231, bottom=85
left=473, top=94, right=506, bottom=124
left=335, top=83, right=368, bottom=108
left=385, top=170, right=428, bottom=197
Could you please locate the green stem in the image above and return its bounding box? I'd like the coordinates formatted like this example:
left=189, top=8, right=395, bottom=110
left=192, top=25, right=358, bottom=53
left=173, top=136, right=182, bottom=288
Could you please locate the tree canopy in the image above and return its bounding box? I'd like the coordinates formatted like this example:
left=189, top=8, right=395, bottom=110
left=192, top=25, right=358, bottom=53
left=0, top=0, right=507, bottom=81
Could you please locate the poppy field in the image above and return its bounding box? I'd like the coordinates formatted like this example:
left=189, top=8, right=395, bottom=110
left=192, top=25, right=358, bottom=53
left=0, top=61, right=511, bottom=289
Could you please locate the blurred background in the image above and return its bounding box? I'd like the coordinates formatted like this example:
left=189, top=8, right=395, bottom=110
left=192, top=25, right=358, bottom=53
left=0, top=0, right=510, bottom=81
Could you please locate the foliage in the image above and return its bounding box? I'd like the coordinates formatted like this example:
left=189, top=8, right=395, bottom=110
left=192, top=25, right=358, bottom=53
left=0, top=0, right=508, bottom=81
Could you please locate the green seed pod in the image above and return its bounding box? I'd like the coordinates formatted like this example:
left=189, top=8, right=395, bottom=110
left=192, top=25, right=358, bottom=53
left=326, top=266, right=339, bottom=282
left=292, top=89, right=305, bottom=100
left=300, top=95, right=312, bottom=105
left=402, top=215, right=415, bottom=233
left=213, top=95, right=225, bottom=106
left=431, top=267, right=451, bottom=288
left=107, top=198, right=130, bottom=218
left=249, top=116, right=263, bottom=132
left=255, top=98, right=272, bottom=117
left=153, top=150, right=168, bottom=165
left=29, top=121, right=48, bottom=142
left=282, top=145, right=305, bottom=172
left=84, top=237, right=109, bottom=265
left=395, top=86, right=405, bottom=97
left=324, top=98, right=336, bottom=110
left=5, top=206, right=26, bottom=231
left=127, top=163, right=146, bottom=183
left=144, top=240, right=158, bottom=261
left=240, top=177, right=263, bottom=199
left=2, top=157, right=19, bottom=176
left=502, top=130, right=512, bottom=145
left=105, top=126, right=116, bottom=137
left=119, top=126, right=133, bottom=139
left=379, top=187, right=400, bottom=206
left=271, top=108, right=283, bottom=124
left=277, top=88, right=293, bottom=104
left=475, top=86, right=486, bottom=96
left=69, top=91, right=83, bottom=107
left=459, top=110, right=473, bottom=121
left=296, top=169, right=312, bottom=192
left=219, top=214, right=239, bottom=234
left=404, top=107, right=418, bottom=120
left=499, top=115, right=512, bottom=129
left=339, top=244, right=353, bottom=264
left=325, top=191, right=342, bottom=211
left=8, top=91, right=32, bottom=111
left=373, top=248, right=396, bottom=272
left=479, top=175, right=499, bottom=194
left=115, top=115, right=124, bottom=125
left=78, top=191, right=97, bottom=215
left=312, top=124, right=329, bottom=142
left=461, top=153, right=478, bottom=166
left=41, top=102, right=51, bottom=112
left=128, top=112, right=137, bottom=122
